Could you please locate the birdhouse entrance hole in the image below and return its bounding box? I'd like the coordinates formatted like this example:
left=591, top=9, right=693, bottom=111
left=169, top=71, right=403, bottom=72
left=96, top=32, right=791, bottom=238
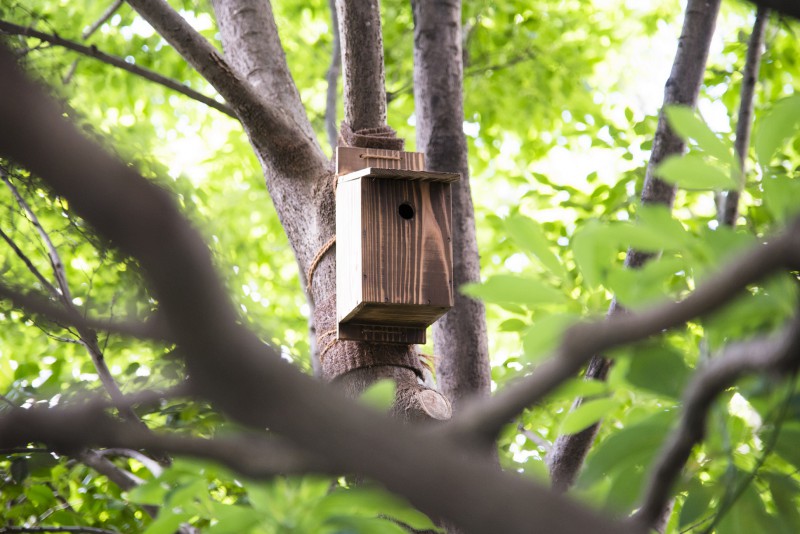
left=398, top=202, right=415, bottom=220
left=335, top=147, right=460, bottom=344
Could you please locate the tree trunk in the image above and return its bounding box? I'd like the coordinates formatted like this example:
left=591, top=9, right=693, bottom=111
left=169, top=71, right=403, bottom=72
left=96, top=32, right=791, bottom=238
left=548, top=0, right=722, bottom=493
left=412, top=0, right=491, bottom=411
left=718, top=6, right=769, bottom=226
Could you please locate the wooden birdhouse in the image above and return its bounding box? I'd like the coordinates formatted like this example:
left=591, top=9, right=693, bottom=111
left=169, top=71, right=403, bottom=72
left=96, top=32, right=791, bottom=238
left=336, top=146, right=459, bottom=344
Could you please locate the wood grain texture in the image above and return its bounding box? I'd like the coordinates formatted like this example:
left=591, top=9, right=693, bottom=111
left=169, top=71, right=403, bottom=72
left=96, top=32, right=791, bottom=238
left=337, top=146, right=424, bottom=174
left=336, top=148, right=456, bottom=343
left=338, top=322, right=426, bottom=344
left=338, top=167, right=460, bottom=184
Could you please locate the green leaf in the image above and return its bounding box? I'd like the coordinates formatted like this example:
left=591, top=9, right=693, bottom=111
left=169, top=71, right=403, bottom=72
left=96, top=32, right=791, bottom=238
left=762, top=171, right=800, bottom=222
left=461, top=275, right=566, bottom=307
left=522, top=313, right=579, bottom=362
left=325, top=516, right=410, bottom=534
left=679, top=479, right=716, bottom=528
left=580, top=410, right=675, bottom=487
left=654, top=154, right=736, bottom=190
left=549, top=378, right=609, bottom=402
left=717, top=480, right=776, bottom=534
left=560, top=398, right=621, bottom=435
left=504, top=214, right=566, bottom=278
left=315, top=488, right=440, bottom=532
left=360, top=379, right=397, bottom=410
left=142, top=511, right=193, bottom=534
left=665, top=105, right=736, bottom=166
left=774, top=423, right=800, bottom=470
left=127, top=479, right=169, bottom=505
left=206, top=503, right=262, bottom=534
left=571, top=221, right=613, bottom=286
left=765, top=473, right=800, bottom=532
left=755, top=95, right=800, bottom=166
left=624, top=343, right=690, bottom=399
left=636, top=205, right=691, bottom=250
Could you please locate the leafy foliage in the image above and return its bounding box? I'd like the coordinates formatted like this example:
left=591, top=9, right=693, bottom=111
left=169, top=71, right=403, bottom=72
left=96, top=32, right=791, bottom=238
left=1, top=1, right=800, bottom=533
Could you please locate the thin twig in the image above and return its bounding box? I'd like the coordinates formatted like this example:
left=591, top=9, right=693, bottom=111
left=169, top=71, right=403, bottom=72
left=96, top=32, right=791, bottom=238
left=631, top=316, right=800, bottom=531
left=698, top=375, right=797, bottom=533
left=0, top=19, right=236, bottom=118
left=453, top=219, right=800, bottom=444
left=4, top=175, right=73, bottom=303
left=517, top=423, right=552, bottom=454
left=82, top=0, right=124, bottom=40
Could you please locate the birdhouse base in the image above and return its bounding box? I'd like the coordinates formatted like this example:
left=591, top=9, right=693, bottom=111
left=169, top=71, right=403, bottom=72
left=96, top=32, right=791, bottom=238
left=337, top=322, right=427, bottom=344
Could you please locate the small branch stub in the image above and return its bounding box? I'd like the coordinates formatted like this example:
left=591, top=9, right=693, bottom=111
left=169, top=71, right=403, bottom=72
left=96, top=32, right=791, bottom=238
left=335, top=147, right=459, bottom=344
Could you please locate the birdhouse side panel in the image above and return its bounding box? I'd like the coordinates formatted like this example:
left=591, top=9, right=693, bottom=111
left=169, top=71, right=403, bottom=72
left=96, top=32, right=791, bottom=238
left=336, top=178, right=365, bottom=324
left=360, top=178, right=453, bottom=322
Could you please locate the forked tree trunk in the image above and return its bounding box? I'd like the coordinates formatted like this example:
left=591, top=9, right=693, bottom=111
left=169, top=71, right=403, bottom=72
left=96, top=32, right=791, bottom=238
left=548, top=0, right=722, bottom=493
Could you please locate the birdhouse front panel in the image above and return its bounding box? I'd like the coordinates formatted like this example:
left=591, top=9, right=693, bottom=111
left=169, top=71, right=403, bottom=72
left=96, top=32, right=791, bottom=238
left=335, top=147, right=459, bottom=344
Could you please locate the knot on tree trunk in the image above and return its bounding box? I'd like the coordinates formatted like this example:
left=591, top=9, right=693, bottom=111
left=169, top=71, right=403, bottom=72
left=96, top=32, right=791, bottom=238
left=340, top=121, right=404, bottom=150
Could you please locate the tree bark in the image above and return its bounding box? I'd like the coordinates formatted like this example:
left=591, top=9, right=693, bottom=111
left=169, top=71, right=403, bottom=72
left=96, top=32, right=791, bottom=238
left=718, top=6, right=769, bottom=226
left=335, top=0, right=388, bottom=132
left=412, top=0, right=491, bottom=411
left=548, top=0, right=722, bottom=493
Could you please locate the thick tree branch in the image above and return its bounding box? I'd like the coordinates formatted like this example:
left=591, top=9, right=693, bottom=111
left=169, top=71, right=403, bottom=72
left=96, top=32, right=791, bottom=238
left=719, top=6, right=769, bottom=226
left=0, top=20, right=236, bottom=118
left=335, top=0, right=388, bottom=132
left=0, top=404, right=326, bottom=479
left=412, top=0, right=491, bottom=411
left=631, top=316, right=800, bottom=531
left=549, top=0, right=722, bottom=491
left=210, top=0, right=316, bottom=141
left=124, top=0, right=326, bottom=178
left=453, top=222, right=800, bottom=444
left=0, top=43, right=628, bottom=534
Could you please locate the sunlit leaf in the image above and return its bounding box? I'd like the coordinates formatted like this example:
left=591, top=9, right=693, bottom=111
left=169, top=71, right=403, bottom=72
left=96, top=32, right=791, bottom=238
left=755, top=95, right=800, bottom=166
left=461, top=275, right=566, bottom=306
left=665, top=105, right=736, bottom=166
left=504, top=214, right=566, bottom=279
left=560, top=398, right=621, bottom=435
left=654, top=154, right=736, bottom=190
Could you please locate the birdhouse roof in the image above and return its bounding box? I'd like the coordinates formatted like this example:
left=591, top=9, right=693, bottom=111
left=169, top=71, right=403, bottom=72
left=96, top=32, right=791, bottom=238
left=337, top=167, right=460, bottom=184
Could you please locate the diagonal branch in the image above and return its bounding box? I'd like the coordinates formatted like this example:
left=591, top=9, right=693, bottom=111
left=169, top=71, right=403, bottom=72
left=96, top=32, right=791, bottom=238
left=210, top=0, right=315, bottom=141
left=3, top=176, right=148, bottom=425
left=0, top=20, right=236, bottom=118
left=124, top=0, right=326, bottom=177
left=548, top=0, right=722, bottom=492
left=82, top=0, right=124, bottom=40
left=452, top=221, right=800, bottom=444
left=631, top=316, right=800, bottom=531
left=0, top=42, right=628, bottom=534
